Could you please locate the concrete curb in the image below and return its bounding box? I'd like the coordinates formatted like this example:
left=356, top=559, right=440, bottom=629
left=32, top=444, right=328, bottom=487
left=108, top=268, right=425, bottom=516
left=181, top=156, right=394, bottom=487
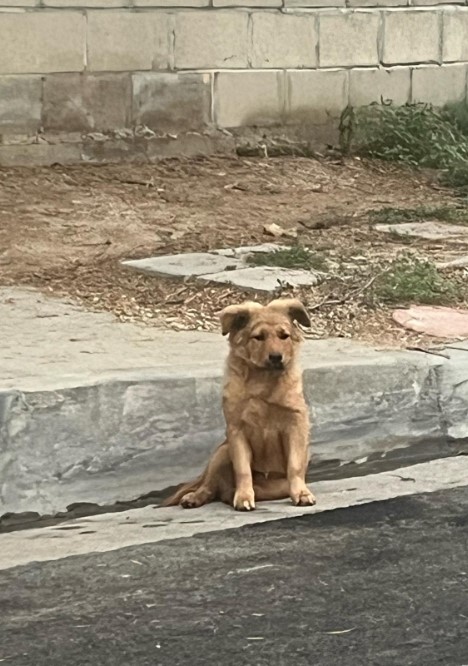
left=1, top=341, right=468, bottom=516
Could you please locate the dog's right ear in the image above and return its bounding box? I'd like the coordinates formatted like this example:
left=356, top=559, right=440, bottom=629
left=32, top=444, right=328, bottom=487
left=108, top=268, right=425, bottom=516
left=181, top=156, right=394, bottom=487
left=219, top=302, right=262, bottom=336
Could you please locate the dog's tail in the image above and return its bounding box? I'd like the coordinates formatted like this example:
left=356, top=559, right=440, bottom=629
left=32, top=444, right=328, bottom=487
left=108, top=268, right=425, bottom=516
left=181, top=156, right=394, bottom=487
left=161, top=474, right=204, bottom=507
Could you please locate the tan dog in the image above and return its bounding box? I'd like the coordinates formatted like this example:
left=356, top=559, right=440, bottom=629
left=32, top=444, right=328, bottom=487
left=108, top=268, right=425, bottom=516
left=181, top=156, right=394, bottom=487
left=163, top=298, right=315, bottom=511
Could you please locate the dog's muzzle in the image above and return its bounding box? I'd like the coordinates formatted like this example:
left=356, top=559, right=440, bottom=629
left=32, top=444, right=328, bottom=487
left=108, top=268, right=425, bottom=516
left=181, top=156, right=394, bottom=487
left=266, top=353, right=284, bottom=370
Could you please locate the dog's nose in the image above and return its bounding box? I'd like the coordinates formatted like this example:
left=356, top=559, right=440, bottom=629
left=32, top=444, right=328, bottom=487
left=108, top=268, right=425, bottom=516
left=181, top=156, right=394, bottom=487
left=269, top=353, right=283, bottom=364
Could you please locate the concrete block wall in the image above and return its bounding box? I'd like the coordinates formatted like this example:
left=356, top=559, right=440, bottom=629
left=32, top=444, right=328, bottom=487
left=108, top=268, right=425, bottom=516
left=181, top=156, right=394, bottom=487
left=0, top=2, right=468, bottom=165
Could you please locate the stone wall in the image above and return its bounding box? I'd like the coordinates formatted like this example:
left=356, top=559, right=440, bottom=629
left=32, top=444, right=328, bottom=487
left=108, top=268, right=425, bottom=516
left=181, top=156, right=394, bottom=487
left=1, top=2, right=468, bottom=165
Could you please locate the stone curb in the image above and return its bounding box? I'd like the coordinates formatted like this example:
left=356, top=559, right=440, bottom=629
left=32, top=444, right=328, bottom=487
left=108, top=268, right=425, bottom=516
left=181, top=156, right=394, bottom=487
left=1, top=343, right=467, bottom=516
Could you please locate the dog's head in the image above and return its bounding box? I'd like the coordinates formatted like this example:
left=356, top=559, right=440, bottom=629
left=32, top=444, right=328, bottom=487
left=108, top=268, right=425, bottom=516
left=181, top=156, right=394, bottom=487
left=219, top=298, right=310, bottom=371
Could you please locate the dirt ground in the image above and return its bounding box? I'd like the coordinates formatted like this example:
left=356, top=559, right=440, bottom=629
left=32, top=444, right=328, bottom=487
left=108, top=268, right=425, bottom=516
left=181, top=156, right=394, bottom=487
left=1, top=154, right=466, bottom=347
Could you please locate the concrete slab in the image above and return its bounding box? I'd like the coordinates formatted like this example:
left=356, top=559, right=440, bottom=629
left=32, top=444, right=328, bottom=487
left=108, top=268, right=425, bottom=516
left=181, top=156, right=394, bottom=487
left=200, top=265, right=320, bottom=291
left=122, top=252, right=243, bottom=278
left=0, top=287, right=225, bottom=391
left=375, top=221, right=468, bottom=240
left=123, top=245, right=320, bottom=293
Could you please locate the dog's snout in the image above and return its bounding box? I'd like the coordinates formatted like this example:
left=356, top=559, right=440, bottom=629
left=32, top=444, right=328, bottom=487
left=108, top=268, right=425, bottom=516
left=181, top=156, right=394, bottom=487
left=269, top=353, right=283, bottom=363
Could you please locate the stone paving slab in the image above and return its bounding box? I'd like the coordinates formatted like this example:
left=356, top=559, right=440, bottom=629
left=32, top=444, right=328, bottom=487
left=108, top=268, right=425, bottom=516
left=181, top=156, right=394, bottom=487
left=122, top=252, right=243, bottom=278
left=376, top=221, right=468, bottom=240
left=393, top=305, right=468, bottom=338
left=122, top=244, right=322, bottom=292
left=199, top=265, right=320, bottom=291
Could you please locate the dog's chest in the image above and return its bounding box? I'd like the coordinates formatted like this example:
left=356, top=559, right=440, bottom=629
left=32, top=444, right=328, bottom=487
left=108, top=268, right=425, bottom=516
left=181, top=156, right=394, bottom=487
left=242, top=399, right=289, bottom=473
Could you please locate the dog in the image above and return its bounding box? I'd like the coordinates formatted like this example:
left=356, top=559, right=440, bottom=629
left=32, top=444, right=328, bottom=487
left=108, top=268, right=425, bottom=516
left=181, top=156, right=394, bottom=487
left=163, top=298, right=316, bottom=511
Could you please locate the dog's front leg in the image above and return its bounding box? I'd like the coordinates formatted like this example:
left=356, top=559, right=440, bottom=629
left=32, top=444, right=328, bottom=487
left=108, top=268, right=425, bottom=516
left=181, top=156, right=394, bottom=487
left=228, top=427, right=255, bottom=511
left=286, top=417, right=316, bottom=507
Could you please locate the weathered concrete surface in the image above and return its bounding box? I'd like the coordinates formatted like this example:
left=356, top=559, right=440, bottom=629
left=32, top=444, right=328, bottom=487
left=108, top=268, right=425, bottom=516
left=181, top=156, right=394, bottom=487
left=1, top=456, right=467, bottom=569
left=200, top=265, right=320, bottom=291
left=122, top=252, right=243, bottom=278
left=382, top=9, right=440, bottom=65
left=349, top=66, right=411, bottom=106
left=42, top=73, right=132, bottom=133
left=132, top=72, right=211, bottom=132
left=0, top=76, right=42, bottom=133
left=123, top=246, right=322, bottom=292
left=319, top=10, right=379, bottom=67
left=1, top=287, right=467, bottom=517
left=376, top=220, right=468, bottom=240
left=214, top=70, right=284, bottom=128
left=411, top=63, right=468, bottom=106
left=1, top=5, right=468, bottom=166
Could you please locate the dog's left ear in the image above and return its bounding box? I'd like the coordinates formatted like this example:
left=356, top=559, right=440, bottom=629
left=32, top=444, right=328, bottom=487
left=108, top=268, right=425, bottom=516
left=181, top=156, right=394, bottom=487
left=267, top=298, right=311, bottom=328
left=219, top=302, right=263, bottom=336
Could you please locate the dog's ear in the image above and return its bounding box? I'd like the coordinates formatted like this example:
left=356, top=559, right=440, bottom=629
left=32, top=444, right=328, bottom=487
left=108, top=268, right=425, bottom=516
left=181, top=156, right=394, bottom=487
left=219, top=302, right=262, bottom=336
left=267, top=298, right=311, bottom=328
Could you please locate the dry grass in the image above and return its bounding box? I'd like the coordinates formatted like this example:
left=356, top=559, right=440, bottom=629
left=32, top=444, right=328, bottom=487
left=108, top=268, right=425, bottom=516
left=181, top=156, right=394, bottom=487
left=1, top=154, right=467, bottom=348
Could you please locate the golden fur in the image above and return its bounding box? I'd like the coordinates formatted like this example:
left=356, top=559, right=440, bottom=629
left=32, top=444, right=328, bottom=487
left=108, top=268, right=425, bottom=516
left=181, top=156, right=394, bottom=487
left=163, top=298, right=315, bottom=511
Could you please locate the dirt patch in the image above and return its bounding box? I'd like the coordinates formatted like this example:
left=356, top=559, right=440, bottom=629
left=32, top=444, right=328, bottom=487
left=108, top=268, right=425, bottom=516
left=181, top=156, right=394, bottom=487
left=1, top=154, right=466, bottom=347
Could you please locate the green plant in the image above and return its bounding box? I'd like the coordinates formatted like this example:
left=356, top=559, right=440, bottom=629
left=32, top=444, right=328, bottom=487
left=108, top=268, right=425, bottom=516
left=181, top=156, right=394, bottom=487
left=247, top=245, right=327, bottom=272
left=373, top=255, right=462, bottom=305
left=340, top=102, right=468, bottom=188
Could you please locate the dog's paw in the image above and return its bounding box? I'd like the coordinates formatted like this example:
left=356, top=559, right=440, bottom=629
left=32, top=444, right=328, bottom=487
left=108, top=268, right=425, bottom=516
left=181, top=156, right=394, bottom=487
left=180, top=492, right=203, bottom=509
left=290, top=487, right=316, bottom=507
left=233, top=489, right=256, bottom=511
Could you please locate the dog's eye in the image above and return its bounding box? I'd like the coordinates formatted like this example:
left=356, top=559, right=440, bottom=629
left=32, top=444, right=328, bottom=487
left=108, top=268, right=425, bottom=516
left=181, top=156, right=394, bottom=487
left=278, top=332, right=290, bottom=340
left=252, top=333, right=265, bottom=341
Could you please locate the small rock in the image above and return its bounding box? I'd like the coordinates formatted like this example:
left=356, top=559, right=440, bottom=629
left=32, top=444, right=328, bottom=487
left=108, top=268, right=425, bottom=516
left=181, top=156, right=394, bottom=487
left=263, top=223, right=297, bottom=239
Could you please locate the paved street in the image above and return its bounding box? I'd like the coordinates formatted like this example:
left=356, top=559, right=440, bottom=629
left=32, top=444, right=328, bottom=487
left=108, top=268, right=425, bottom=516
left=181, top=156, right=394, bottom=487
left=1, top=480, right=468, bottom=666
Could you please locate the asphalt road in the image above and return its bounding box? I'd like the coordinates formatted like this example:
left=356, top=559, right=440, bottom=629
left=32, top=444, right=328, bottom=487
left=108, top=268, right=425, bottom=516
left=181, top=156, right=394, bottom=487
left=1, top=486, right=468, bottom=666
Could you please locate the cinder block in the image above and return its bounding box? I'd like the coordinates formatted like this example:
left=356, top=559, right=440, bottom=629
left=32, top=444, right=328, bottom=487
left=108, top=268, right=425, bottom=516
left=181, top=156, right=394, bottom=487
left=42, top=73, right=132, bottom=132
left=87, top=11, right=170, bottom=72
left=174, top=11, right=249, bottom=69
left=0, top=0, right=37, bottom=5
left=319, top=11, right=379, bottom=67
left=348, top=0, right=406, bottom=5
left=146, top=132, right=235, bottom=161
left=132, top=72, right=211, bottom=131
left=284, top=0, right=344, bottom=7
left=0, top=12, right=85, bottom=74
left=443, top=8, right=468, bottom=62
left=411, top=64, right=468, bottom=106
left=136, top=0, right=208, bottom=5
left=349, top=67, right=411, bottom=106
left=251, top=12, right=317, bottom=68
left=414, top=0, right=461, bottom=5
left=287, top=69, right=348, bottom=124
left=44, top=0, right=128, bottom=5
left=0, top=76, right=42, bottom=133
left=0, top=143, right=81, bottom=167
left=215, top=0, right=280, bottom=6
left=214, top=71, right=283, bottom=128
left=383, top=10, right=440, bottom=65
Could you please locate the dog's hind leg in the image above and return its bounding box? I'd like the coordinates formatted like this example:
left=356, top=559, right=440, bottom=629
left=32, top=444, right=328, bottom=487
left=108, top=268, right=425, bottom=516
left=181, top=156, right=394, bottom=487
left=180, top=442, right=232, bottom=509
